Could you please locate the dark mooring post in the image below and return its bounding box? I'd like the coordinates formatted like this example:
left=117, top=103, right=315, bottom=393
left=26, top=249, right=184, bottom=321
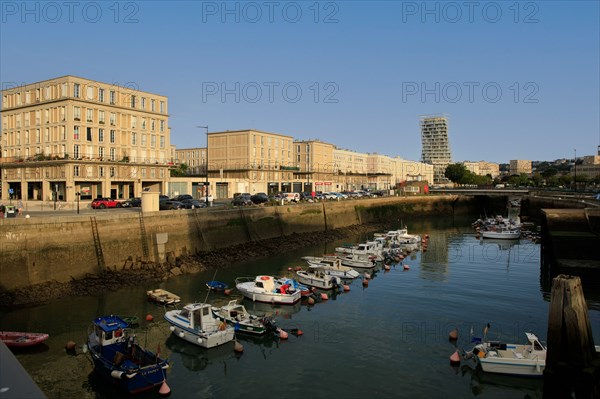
left=544, top=274, right=600, bottom=399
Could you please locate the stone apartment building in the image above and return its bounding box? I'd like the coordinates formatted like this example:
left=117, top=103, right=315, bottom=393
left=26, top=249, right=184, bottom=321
left=1, top=76, right=172, bottom=202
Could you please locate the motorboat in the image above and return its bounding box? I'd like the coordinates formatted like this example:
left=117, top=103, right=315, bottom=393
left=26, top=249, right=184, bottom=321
left=339, top=253, right=378, bottom=269
left=206, top=281, right=229, bottom=292
left=481, top=227, right=521, bottom=240
left=302, top=256, right=360, bottom=279
left=335, top=241, right=384, bottom=259
left=274, top=277, right=312, bottom=297
left=235, top=275, right=301, bottom=304
left=465, top=332, right=546, bottom=376
left=164, top=303, right=235, bottom=349
left=146, top=288, right=180, bottom=305
left=211, top=300, right=278, bottom=335
left=295, top=266, right=342, bottom=290
left=0, top=331, right=49, bottom=348
left=86, top=315, right=169, bottom=394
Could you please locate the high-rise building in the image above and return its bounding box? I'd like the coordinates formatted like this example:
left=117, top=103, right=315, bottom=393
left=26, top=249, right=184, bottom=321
left=420, top=115, right=451, bottom=184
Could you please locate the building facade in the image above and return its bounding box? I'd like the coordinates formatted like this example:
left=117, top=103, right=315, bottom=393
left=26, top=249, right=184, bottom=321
left=174, top=147, right=206, bottom=175
left=420, top=115, right=451, bottom=184
left=1, top=76, right=172, bottom=202
left=509, top=159, right=532, bottom=176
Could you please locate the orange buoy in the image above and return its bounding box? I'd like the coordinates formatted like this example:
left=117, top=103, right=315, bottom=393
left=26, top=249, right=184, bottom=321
left=307, top=297, right=315, bottom=305
left=158, top=381, right=171, bottom=397
left=288, top=267, right=293, bottom=271
left=343, top=285, right=350, bottom=292
left=320, top=293, right=328, bottom=301
left=403, top=264, right=410, bottom=270
left=450, top=350, right=461, bottom=364
left=296, top=329, right=303, bottom=336
left=234, top=340, right=244, bottom=353
left=224, top=289, right=232, bottom=296
left=362, top=279, right=369, bottom=286
left=449, top=328, right=458, bottom=340
left=146, top=314, right=154, bottom=322
left=279, top=329, right=289, bottom=339
left=295, top=267, right=302, bottom=271
left=65, top=341, right=76, bottom=350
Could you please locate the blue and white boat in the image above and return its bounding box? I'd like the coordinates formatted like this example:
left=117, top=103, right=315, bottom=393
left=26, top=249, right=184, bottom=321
left=164, top=302, right=236, bottom=348
left=87, top=315, right=169, bottom=394
left=206, top=280, right=229, bottom=292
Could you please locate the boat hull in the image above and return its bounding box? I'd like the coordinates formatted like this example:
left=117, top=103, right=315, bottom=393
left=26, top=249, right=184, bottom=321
left=295, top=272, right=337, bottom=290
left=0, top=332, right=49, bottom=348
left=236, top=282, right=301, bottom=304
left=479, top=357, right=545, bottom=376
left=482, top=231, right=521, bottom=239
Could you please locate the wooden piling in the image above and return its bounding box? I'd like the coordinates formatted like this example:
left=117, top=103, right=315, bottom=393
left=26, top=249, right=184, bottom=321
left=544, top=274, right=600, bottom=399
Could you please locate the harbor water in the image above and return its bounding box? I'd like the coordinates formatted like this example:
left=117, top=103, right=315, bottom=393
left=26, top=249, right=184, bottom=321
left=1, top=216, right=599, bottom=398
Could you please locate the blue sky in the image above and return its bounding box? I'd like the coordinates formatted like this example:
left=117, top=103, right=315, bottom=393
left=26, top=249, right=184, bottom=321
left=1, top=1, right=598, bottom=164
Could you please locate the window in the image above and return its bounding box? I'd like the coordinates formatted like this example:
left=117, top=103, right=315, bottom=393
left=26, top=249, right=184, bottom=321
left=131, top=95, right=136, bottom=108
left=141, top=134, right=147, bottom=146
left=44, top=128, right=49, bottom=142
left=110, top=113, right=116, bottom=126
left=99, top=166, right=105, bottom=177
left=86, top=86, right=94, bottom=100
left=141, top=97, right=146, bottom=109
left=110, top=166, right=116, bottom=177
left=73, top=144, right=80, bottom=158
left=132, top=132, right=137, bottom=145
left=151, top=99, right=155, bottom=112
left=131, top=116, right=137, bottom=129
left=160, top=136, right=165, bottom=148
left=60, top=106, right=65, bottom=121
left=109, top=90, right=116, bottom=104
left=160, top=101, right=165, bottom=113
left=151, top=135, right=156, bottom=148
left=99, top=111, right=105, bottom=124
left=110, top=149, right=116, bottom=162
left=160, top=120, right=164, bottom=132
left=141, top=118, right=146, bottom=130
left=44, top=86, right=51, bottom=100
left=44, top=109, right=49, bottom=123
left=86, top=109, right=93, bottom=122
left=99, top=147, right=105, bottom=159
left=87, top=127, right=93, bottom=141
left=74, top=126, right=80, bottom=140
left=99, top=88, right=105, bottom=102
left=74, top=83, right=80, bottom=98
left=74, top=165, right=80, bottom=176
left=35, top=129, right=40, bottom=143
left=151, top=120, right=155, bottom=131
left=98, top=128, right=104, bottom=142
left=74, top=106, right=81, bottom=121
left=110, top=130, right=116, bottom=144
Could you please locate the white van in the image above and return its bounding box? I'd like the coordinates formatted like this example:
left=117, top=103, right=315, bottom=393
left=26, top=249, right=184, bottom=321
left=282, top=192, right=300, bottom=202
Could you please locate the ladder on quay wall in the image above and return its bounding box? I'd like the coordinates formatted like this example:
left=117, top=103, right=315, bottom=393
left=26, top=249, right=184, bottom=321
left=193, top=209, right=208, bottom=249
left=90, top=216, right=106, bottom=270
left=139, top=211, right=150, bottom=260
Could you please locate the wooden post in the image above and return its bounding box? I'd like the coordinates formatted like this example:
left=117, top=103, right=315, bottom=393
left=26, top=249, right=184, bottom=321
left=546, top=274, right=595, bottom=369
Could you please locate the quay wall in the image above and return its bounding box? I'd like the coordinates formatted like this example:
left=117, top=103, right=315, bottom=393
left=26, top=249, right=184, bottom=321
left=0, top=195, right=475, bottom=291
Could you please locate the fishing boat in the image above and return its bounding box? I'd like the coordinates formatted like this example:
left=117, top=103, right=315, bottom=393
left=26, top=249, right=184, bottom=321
left=335, top=241, right=384, bottom=259
left=164, top=303, right=235, bottom=349
left=86, top=315, right=169, bottom=394
left=146, top=288, right=180, bottom=305
left=481, top=227, right=521, bottom=240
left=296, top=266, right=342, bottom=290
left=211, top=300, right=278, bottom=335
left=206, top=281, right=229, bottom=292
left=235, top=275, right=302, bottom=304
left=302, top=255, right=360, bottom=279
left=0, top=331, right=49, bottom=348
left=274, top=277, right=312, bottom=297
left=339, top=254, right=378, bottom=269
left=464, top=332, right=546, bottom=376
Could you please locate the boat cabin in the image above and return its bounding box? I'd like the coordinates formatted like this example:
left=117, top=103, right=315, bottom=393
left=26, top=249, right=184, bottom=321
left=306, top=266, right=327, bottom=278
left=179, top=303, right=216, bottom=331
left=218, top=300, right=247, bottom=320
left=91, top=316, right=129, bottom=347
left=254, top=276, right=276, bottom=292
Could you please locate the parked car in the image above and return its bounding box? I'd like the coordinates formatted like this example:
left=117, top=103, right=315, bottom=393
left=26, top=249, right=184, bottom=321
left=232, top=194, right=253, bottom=206
left=299, top=192, right=314, bottom=201
left=122, top=197, right=142, bottom=207
left=91, top=198, right=122, bottom=209
left=159, top=195, right=170, bottom=202
left=171, top=194, right=193, bottom=202
left=180, top=198, right=206, bottom=209
left=159, top=200, right=184, bottom=210
left=372, top=190, right=386, bottom=197
left=322, top=192, right=337, bottom=200
left=251, top=192, right=269, bottom=204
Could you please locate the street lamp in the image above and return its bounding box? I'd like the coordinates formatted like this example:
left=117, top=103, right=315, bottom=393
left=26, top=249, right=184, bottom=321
left=75, top=192, right=80, bottom=214
left=197, top=126, right=209, bottom=205
left=574, top=149, right=577, bottom=192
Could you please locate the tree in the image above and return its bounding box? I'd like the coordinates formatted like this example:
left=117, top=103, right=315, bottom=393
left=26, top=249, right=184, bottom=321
left=170, top=163, right=189, bottom=177
left=445, top=163, right=468, bottom=184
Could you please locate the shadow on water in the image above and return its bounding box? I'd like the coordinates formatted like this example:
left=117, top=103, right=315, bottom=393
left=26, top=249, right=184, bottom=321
left=458, top=364, right=543, bottom=398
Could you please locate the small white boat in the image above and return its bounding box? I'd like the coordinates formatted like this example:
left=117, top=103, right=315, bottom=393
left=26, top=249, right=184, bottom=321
left=339, top=254, right=377, bottom=269
left=466, top=332, right=546, bottom=376
left=211, top=300, right=277, bottom=335
left=147, top=288, right=180, bottom=305
left=302, top=256, right=360, bottom=279
left=164, top=303, right=235, bottom=349
left=335, top=241, right=384, bottom=259
left=296, top=266, right=342, bottom=290
left=481, top=228, right=521, bottom=240
left=235, top=275, right=301, bottom=305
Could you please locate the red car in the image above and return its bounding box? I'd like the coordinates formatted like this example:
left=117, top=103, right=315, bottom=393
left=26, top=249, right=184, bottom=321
left=91, top=198, right=123, bottom=209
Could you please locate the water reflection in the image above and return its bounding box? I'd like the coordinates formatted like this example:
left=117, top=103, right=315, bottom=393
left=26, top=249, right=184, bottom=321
left=243, top=299, right=302, bottom=319
left=165, top=335, right=235, bottom=372
left=459, top=364, right=543, bottom=397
